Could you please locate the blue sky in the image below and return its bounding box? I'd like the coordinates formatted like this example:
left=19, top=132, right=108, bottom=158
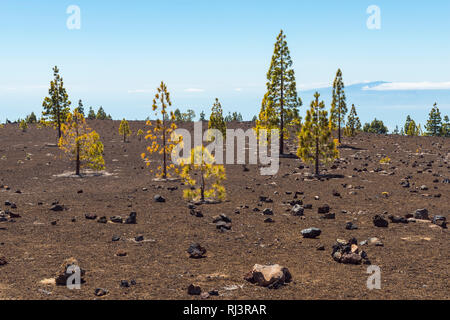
left=0, top=0, right=449, bottom=129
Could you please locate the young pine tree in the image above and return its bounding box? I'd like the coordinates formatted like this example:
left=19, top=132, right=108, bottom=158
left=425, top=103, right=442, bottom=136
left=74, top=100, right=85, bottom=117
left=297, top=92, right=339, bottom=176
left=260, top=30, right=302, bottom=154
left=119, top=119, right=132, bottom=142
left=404, top=115, right=413, bottom=134
left=406, top=120, right=420, bottom=136
left=344, top=104, right=361, bottom=137
left=96, top=107, right=108, bottom=120
left=19, top=119, right=28, bottom=132
left=208, top=98, right=227, bottom=138
left=141, top=81, right=180, bottom=180
left=42, top=66, right=71, bottom=139
left=255, top=92, right=279, bottom=143
left=58, top=110, right=105, bottom=176
left=179, top=145, right=226, bottom=203
left=329, top=69, right=347, bottom=143
left=199, top=111, right=206, bottom=121
left=137, top=129, right=144, bottom=141
left=87, top=107, right=96, bottom=120
left=442, top=115, right=450, bottom=137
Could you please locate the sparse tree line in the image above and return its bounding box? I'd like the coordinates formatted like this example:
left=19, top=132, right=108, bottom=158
left=0, top=31, right=448, bottom=199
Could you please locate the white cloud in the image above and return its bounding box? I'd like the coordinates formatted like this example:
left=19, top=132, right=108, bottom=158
left=363, top=81, right=450, bottom=91
left=184, top=88, right=205, bottom=93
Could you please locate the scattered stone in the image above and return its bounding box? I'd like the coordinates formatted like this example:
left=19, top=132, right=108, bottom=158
left=301, top=228, right=321, bottom=239
left=262, top=208, right=273, bottom=215
left=115, top=250, right=127, bottom=257
left=187, top=243, right=207, bottom=259
left=135, top=235, right=144, bottom=242
left=432, top=216, right=447, bottom=229
left=154, top=195, right=166, bottom=203
left=94, top=288, right=108, bottom=297
left=332, top=190, right=341, bottom=197
left=216, top=221, right=232, bottom=231
left=264, top=217, right=275, bottom=223
left=414, top=209, right=429, bottom=220
left=110, top=216, right=123, bottom=224
left=373, top=215, right=389, bottom=228
left=112, top=235, right=120, bottom=242
left=388, top=215, right=408, bottom=224
left=0, top=256, right=7, bottom=266
left=259, top=196, right=273, bottom=203
left=190, top=209, right=203, bottom=218
left=200, top=292, right=210, bottom=299
left=332, top=239, right=369, bottom=265
left=50, top=204, right=65, bottom=212
left=208, top=289, right=219, bottom=296
left=345, top=222, right=358, bottom=230
left=125, top=212, right=137, bottom=224
left=85, top=213, right=97, bottom=220
left=321, top=213, right=335, bottom=220
left=316, top=244, right=325, bottom=251
left=187, top=284, right=202, bottom=295
left=318, top=204, right=330, bottom=214
left=97, top=216, right=107, bottom=224
left=120, top=280, right=130, bottom=288
left=291, top=204, right=304, bottom=216
left=245, top=264, right=292, bottom=289
left=420, top=185, right=428, bottom=191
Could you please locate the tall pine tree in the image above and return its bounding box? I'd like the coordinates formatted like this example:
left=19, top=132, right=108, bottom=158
left=297, top=92, right=338, bottom=176
left=329, top=69, right=347, bottom=143
left=259, top=30, right=302, bottom=154
left=425, top=103, right=442, bottom=136
left=42, top=66, right=71, bottom=139
left=345, top=104, right=361, bottom=137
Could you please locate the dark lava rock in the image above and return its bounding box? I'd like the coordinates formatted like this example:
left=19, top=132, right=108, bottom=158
left=264, top=217, right=275, bottom=223
left=262, top=208, right=274, bottom=215
left=120, top=280, right=130, bottom=288
left=291, top=204, right=304, bottom=216
left=154, top=195, right=166, bottom=203
left=259, top=196, right=273, bottom=203
left=388, top=215, right=408, bottom=224
left=55, top=257, right=86, bottom=286
left=94, top=288, right=108, bottom=297
left=301, top=228, right=322, bottom=239
left=432, top=216, right=447, bottom=229
left=414, top=209, right=429, bottom=220
left=112, top=235, right=121, bottom=242
left=216, top=221, right=232, bottom=231
left=85, top=213, right=97, bottom=220
left=316, top=244, right=325, bottom=251
left=321, top=213, right=335, bottom=220
left=318, top=204, right=330, bottom=214
left=97, top=216, right=107, bottom=224
left=373, top=215, right=389, bottom=228
left=0, top=256, right=7, bottom=266
left=190, top=209, right=203, bottom=218
left=135, top=235, right=144, bottom=242
left=187, top=284, right=201, bottom=295
left=4, top=201, right=11, bottom=206
left=187, top=243, right=207, bottom=259
left=110, top=216, right=123, bottom=224
left=345, top=222, right=358, bottom=230
left=125, top=212, right=137, bottom=224
left=50, top=204, right=65, bottom=212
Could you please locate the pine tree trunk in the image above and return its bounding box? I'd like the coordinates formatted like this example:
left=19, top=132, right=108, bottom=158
left=280, top=56, right=284, bottom=155
left=315, top=136, right=319, bottom=176
left=163, top=118, right=167, bottom=179
left=201, top=166, right=205, bottom=202
left=338, top=108, right=341, bottom=144
left=76, top=142, right=80, bottom=176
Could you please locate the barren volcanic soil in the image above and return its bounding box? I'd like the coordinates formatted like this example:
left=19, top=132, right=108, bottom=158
left=0, top=120, right=449, bottom=300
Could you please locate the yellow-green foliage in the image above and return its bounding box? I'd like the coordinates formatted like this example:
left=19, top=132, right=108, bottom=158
left=208, top=98, right=227, bottom=139
left=141, top=81, right=181, bottom=179
left=297, top=92, right=339, bottom=175
left=178, top=145, right=226, bottom=202
left=379, top=156, right=391, bottom=164
left=406, top=120, right=421, bottom=136
left=59, top=110, right=105, bottom=175
left=137, top=129, right=144, bottom=141
left=255, top=92, right=279, bottom=143
left=19, top=120, right=28, bottom=132
left=119, top=119, right=132, bottom=142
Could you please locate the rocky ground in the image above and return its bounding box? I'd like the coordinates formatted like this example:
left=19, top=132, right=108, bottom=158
left=0, top=120, right=449, bottom=300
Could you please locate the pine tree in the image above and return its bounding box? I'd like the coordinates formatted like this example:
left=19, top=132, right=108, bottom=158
left=329, top=69, right=347, bottom=143
left=393, top=125, right=400, bottom=135
left=119, top=119, right=132, bottom=142
left=255, top=92, right=279, bottom=142
left=87, top=107, right=96, bottom=120
left=406, top=120, right=420, bottom=136
left=19, top=119, right=28, bottom=132
left=425, top=103, right=442, bottom=136
left=137, top=129, right=144, bottom=141
left=442, top=115, right=450, bottom=137
left=363, top=119, right=388, bottom=134
left=178, top=145, right=226, bottom=203
left=260, top=30, right=302, bottom=154
left=404, top=115, right=413, bottom=134
left=75, top=100, right=85, bottom=116
left=25, top=112, right=37, bottom=124
left=344, top=104, right=361, bottom=137
left=58, top=109, right=105, bottom=176
left=141, top=81, right=180, bottom=180
left=208, top=98, right=227, bottom=138
left=297, top=92, right=339, bottom=176
left=96, top=106, right=108, bottom=120
left=42, top=66, right=71, bottom=139
left=199, top=111, right=206, bottom=121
